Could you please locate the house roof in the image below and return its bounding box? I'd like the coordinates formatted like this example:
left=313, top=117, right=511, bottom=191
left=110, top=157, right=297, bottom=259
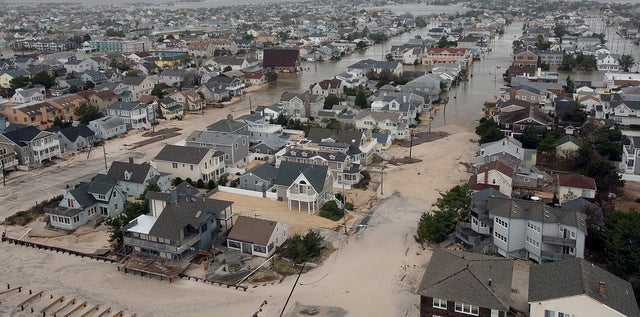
left=107, top=161, right=153, bottom=184
left=49, top=124, right=95, bottom=142
left=498, top=106, right=553, bottom=126
left=2, top=125, right=44, bottom=146
left=108, top=101, right=146, bottom=111
left=488, top=196, right=587, bottom=233
left=554, top=135, right=583, bottom=148
left=148, top=196, right=233, bottom=241
left=227, top=216, right=279, bottom=246
left=154, top=144, right=212, bottom=164
left=206, top=118, right=247, bottom=133
left=529, top=258, right=640, bottom=317
left=90, top=116, right=125, bottom=130
left=275, top=161, right=329, bottom=193
left=558, top=173, right=596, bottom=190
left=244, top=163, right=278, bottom=182
left=263, top=48, right=300, bottom=68
left=306, top=128, right=363, bottom=145
left=417, top=249, right=513, bottom=311
left=477, top=160, right=514, bottom=177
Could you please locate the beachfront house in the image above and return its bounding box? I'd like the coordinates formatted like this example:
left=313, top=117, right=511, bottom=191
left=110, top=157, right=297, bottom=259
left=154, top=144, right=225, bottom=183
left=226, top=216, right=290, bottom=257
left=274, top=161, right=334, bottom=213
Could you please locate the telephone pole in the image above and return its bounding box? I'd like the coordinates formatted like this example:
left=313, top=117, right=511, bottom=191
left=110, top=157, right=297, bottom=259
left=102, top=142, right=108, bottom=173
left=342, top=181, right=347, bottom=235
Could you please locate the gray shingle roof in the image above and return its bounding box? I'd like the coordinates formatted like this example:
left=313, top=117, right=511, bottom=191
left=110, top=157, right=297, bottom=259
left=275, top=161, right=329, bottom=193
left=306, top=128, right=363, bottom=145
left=107, top=161, right=152, bottom=185
left=529, top=258, right=640, bottom=317
left=206, top=118, right=247, bottom=133
left=244, top=163, right=278, bottom=182
left=149, top=197, right=233, bottom=242
left=417, top=249, right=513, bottom=311
left=488, top=197, right=587, bottom=233
left=154, top=144, right=212, bottom=164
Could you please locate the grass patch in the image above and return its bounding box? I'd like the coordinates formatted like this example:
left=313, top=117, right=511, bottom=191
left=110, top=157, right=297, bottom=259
left=3, top=195, right=63, bottom=226
left=246, top=268, right=281, bottom=283
left=272, top=258, right=299, bottom=276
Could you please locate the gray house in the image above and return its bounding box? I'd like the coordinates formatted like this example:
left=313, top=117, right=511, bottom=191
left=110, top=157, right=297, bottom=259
left=123, top=187, right=233, bottom=260
left=274, top=161, right=334, bottom=213
left=104, top=102, right=156, bottom=130
left=185, top=130, right=249, bottom=168
left=88, top=116, right=127, bottom=140
left=46, top=174, right=126, bottom=230
left=48, top=124, right=96, bottom=153
left=239, top=163, right=278, bottom=192
left=0, top=125, right=61, bottom=165
left=106, top=159, right=172, bottom=197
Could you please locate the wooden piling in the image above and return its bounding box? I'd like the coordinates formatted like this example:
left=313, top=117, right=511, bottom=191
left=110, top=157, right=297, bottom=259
left=0, top=286, right=22, bottom=296
left=52, top=299, right=76, bottom=316
left=112, top=310, right=124, bottom=317
left=97, top=307, right=111, bottom=317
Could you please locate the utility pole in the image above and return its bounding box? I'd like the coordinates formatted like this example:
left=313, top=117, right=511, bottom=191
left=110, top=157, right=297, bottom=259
left=1, top=157, right=5, bottom=186
left=249, top=97, right=252, bottom=114
left=102, top=142, right=108, bottom=173
left=342, top=180, right=347, bottom=235
left=379, top=161, right=384, bottom=196
left=408, top=129, right=413, bottom=162
left=280, top=263, right=306, bottom=317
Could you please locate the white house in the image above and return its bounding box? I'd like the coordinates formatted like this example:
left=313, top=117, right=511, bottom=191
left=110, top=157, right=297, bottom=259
left=557, top=173, right=597, bottom=205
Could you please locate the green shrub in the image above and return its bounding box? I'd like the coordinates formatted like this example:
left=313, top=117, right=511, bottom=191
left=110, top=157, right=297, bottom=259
left=285, top=230, right=324, bottom=264
left=319, top=200, right=344, bottom=221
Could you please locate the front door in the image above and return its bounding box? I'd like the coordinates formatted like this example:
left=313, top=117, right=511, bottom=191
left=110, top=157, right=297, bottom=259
left=242, top=242, right=252, bottom=254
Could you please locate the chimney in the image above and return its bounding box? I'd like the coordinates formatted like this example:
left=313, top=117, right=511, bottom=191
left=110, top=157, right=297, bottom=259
left=598, top=281, right=606, bottom=296
left=168, top=186, right=177, bottom=204
left=129, top=156, right=134, bottom=164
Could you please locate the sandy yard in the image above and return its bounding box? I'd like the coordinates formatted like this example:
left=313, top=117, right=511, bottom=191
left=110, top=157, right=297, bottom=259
left=0, top=123, right=479, bottom=317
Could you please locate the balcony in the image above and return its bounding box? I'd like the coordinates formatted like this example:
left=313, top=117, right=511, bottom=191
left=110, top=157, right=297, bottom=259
left=455, top=222, right=484, bottom=246
left=542, top=235, right=576, bottom=247
left=124, top=237, right=178, bottom=253
left=287, top=192, right=317, bottom=203
left=540, top=250, right=575, bottom=261
left=176, top=234, right=201, bottom=254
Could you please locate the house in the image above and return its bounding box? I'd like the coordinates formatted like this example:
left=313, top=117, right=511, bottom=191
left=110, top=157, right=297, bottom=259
left=469, top=161, right=514, bottom=197
left=46, top=174, right=125, bottom=230
left=277, top=147, right=360, bottom=188
left=596, top=53, right=621, bottom=72
left=123, top=187, right=233, bottom=260
left=0, top=142, right=19, bottom=179
left=555, top=135, right=583, bottom=159
left=529, top=258, right=640, bottom=317
left=185, top=130, right=249, bottom=168
left=280, top=92, right=325, bottom=120
left=622, top=136, right=640, bottom=175
left=0, top=69, right=30, bottom=88
left=456, top=188, right=509, bottom=246
left=80, top=90, right=119, bottom=110
left=47, top=124, right=96, bottom=153
left=370, top=93, right=420, bottom=126
left=2, top=102, right=59, bottom=129
left=557, top=173, right=597, bottom=205
left=156, top=97, right=184, bottom=120
left=309, top=79, right=345, bottom=98
left=417, top=249, right=513, bottom=317
left=78, top=70, right=107, bottom=86
left=262, top=48, right=300, bottom=73
left=166, top=89, right=205, bottom=111
left=205, top=76, right=245, bottom=97
left=474, top=137, right=536, bottom=170
left=496, top=106, right=554, bottom=137
left=403, top=73, right=442, bottom=100
left=239, top=163, right=278, bottom=192
left=538, top=50, right=564, bottom=68
left=11, top=87, right=45, bottom=104
left=0, top=125, right=61, bottom=165
left=423, top=48, right=473, bottom=67
left=159, top=69, right=187, bottom=87
left=154, top=144, right=225, bottom=183
left=120, top=75, right=159, bottom=100
left=226, top=216, right=290, bottom=257
left=489, top=196, right=587, bottom=262
left=306, top=127, right=375, bottom=167
left=355, top=110, right=407, bottom=140
left=610, top=99, right=640, bottom=126
left=88, top=116, right=126, bottom=140
left=372, top=132, right=392, bottom=151
left=274, top=161, right=334, bottom=213
left=106, top=159, right=172, bottom=197
left=346, top=59, right=403, bottom=77
left=104, top=102, right=156, bottom=130
left=512, top=46, right=538, bottom=67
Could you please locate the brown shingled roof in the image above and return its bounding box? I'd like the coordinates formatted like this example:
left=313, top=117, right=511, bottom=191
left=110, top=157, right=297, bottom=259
left=227, top=216, right=278, bottom=246
left=558, top=173, right=596, bottom=190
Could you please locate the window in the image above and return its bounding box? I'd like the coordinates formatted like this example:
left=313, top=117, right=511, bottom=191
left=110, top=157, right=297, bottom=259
left=544, top=310, right=555, bottom=317
left=228, top=240, right=241, bottom=248
left=190, top=164, right=194, bottom=171
left=558, top=312, right=570, bottom=317
left=172, top=162, right=178, bottom=169
left=253, top=245, right=267, bottom=253
left=68, top=199, right=75, bottom=208
left=432, top=298, right=447, bottom=309
left=491, top=309, right=500, bottom=317
left=496, top=218, right=508, bottom=228
left=73, top=215, right=80, bottom=223
left=455, top=302, right=479, bottom=316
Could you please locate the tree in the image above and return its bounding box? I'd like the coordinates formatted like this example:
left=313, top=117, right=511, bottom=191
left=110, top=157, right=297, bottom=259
left=319, top=200, right=344, bottom=221
left=602, top=209, right=640, bottom=279
left=265, top=70, right=277, bottom=83
left=475, top=117, right=503, bottom=144
left=286, top=230, right=324, bottom=264
left=218, top=174, right=228, bottom=186
left=385, top=53, right=394, bottom=62
left=563, top=106, right=587, bottom=124
left=105, top=28, right=126, bottom=37
left=207, top=180, right=216, bottom=190
left=52, top=116, right=72, bottom=129
left=619, top=54, right=635, bottom=72
left=74, top=103, right=103, bottom=124
left=416, top=209, right=458, bottom=243
left=9, top=76, right=30, bottom=89
left=223, top=65, right=232, bottom=72
left=437, top=36, right=455, bottom=48
left=324, top=94, right=339, bottom=109
left=560, top=54, right=576, bottom=71
left=32, top=71, right=55, bottom=88
left=173, top=177, right=183, bottom=186
left=355, top=89, right=368, bottom=108
left=356, top=40, right=367, bottom=50
left=105, top=200, right=149, bottom=246
left=517, top=126, right=542, bottom=149
left=415, top=18, right=427, bottom=28
left=434, top=184, right=471, bottom=219
left=85, top=80, right=95, bottom=89
left=151, top=85, right=165, bottom=99
left=563, top=75, right=575, bottom=93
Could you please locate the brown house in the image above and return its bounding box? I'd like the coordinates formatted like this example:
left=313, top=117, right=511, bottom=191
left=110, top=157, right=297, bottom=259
left=77, top=89, right=118, bottom=110
left=497, top=105, right=554, bottom=137
left=512, top=45, right=538, bottom=67
left=3, top=102, right=60, bottom=129
left=418, top=249, right=513, bottom=317
left=262, top=48, right=300, bottom=73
